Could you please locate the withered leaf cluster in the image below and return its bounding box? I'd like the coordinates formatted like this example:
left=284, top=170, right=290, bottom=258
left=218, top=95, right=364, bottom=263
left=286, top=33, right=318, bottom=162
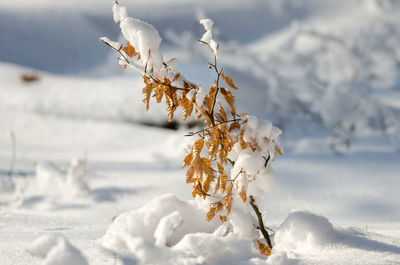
left=115, top=41, right=280, bottom=255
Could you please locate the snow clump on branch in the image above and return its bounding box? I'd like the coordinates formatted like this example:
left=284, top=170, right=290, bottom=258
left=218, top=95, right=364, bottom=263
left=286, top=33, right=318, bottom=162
left=229, top=115, right=282, bottom=198
left=200, top=19, right=218, bottom=57
left=112, top=1, right=164, bottom=72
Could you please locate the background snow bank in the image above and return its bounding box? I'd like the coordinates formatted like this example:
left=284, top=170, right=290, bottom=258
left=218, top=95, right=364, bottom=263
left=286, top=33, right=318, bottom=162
left=0, top=176, right=16, bottom=194
left=35, top=158, right=90, bottom=200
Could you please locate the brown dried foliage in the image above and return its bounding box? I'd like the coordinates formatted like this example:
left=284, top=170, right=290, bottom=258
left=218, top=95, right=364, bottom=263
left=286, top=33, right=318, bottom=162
left=106, top=39, right=282, bottom=255
left=256, top=240, right=272, bottom=256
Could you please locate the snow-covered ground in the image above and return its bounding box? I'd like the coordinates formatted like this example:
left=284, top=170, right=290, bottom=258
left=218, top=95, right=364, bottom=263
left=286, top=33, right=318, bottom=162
left=1, top=0, right=399, bottom=264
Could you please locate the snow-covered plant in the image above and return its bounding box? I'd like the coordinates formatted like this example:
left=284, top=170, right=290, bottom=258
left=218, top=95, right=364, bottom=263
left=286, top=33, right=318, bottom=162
left=101, top=1, right=283, bottom=254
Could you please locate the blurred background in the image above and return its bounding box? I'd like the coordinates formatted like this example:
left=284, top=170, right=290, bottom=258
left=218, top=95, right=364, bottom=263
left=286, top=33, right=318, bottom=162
left=0, top=0, right=399, bottom=225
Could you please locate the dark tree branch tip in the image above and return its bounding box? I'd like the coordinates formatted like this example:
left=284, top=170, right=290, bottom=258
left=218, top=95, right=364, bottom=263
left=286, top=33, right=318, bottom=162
left=249, top=195, right=273, bottom=249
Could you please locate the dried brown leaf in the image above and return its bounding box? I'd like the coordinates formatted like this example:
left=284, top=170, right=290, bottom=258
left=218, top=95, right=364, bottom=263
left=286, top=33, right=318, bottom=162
left=239, top=186, right=247, bottom=202
left=186, top=166, right=196, bottom=183
left=179, top=93, right=193, bottom=121
left=220, top=88, right=236, bottom=115
left=172, top=72, right=181, bottom=82
left=193, top=139, right=204, bottom=159
left=218, top=103, right=228, bottom=122
left=240, top=129, right=247, bottom=150
left=205, top=84, right=217, bottom=113
left=142, top=78, right=153, bottom=110
left=256, top=240, right=272, bottom=256
left=219, top=215, right=227, bottom=222
left=122, top=42, right=138, bottom=58
left=221, top=72, right=238, bottom=90
left=183, top=152, right=193, bottom=168
left=275, top=145, right=284, bottom=156
left=206, top=204, right=220, bottom=221
left=224, top=195, right=232, bottom=215
left=192, top=183, right=202, bottom=199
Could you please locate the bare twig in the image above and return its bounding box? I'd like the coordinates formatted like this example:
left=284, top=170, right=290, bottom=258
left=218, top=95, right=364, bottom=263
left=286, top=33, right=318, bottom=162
left=264, top=155, right=270, bottom=167
left=199, top=40, right=223, bottom=127
left=8, top=131, right=16, bottom=177
left=210, top=169, right=243, bottom=206
left=249, top=195, right=273, bottom=249
left=149, top=76, right=189, bottom=91
left=99, top=38, right=130, bottom=64
left=185, top=118, right=241, bottom=136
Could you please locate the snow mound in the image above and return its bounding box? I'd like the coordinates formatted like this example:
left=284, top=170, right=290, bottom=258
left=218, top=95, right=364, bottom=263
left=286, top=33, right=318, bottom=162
left=0, top=176, right=16, bottom=194
left=0, top=176, right=17, bottom=208
left=274, top=210, right=338, bottom=252
left=36, top=158, right=90, bottom=199
left=102, top=194, right=219, bottom=252
left=19, top=158, right=93, bottom=209
left=172, top=232, right=256, bottom=265
left=27, top=234, right=88, bottom=265
left=273, top=210, right=400, bottom=255
left=102, top=194, right=299, bottom=264
left=154, top=210, right=183, bottom=247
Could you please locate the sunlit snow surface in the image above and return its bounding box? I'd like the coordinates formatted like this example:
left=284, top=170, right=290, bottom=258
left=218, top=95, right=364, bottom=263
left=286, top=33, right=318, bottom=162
left=0, top=0, right=400, bottom=264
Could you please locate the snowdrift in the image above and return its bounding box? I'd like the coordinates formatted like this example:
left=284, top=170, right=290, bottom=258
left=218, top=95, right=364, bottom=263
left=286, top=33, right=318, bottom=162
left=98, top=195, right=400, bottom=265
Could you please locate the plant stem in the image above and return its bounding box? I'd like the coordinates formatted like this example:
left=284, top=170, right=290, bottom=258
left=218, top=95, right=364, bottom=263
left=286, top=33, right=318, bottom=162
left=249, top=195, right=272, bottom=249
left=8, top=131, right=16, bottom=178
left=185, top=118, right=241, bottom=136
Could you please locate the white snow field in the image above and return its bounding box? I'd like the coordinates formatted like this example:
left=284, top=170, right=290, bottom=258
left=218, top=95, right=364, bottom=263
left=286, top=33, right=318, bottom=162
left=1, top=0, right=400, bottom=264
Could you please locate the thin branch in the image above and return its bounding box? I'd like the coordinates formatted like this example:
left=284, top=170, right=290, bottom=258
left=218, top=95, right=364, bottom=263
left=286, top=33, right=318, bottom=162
left=210, top=169, right=243, bottom=207
left=149, top=76, right=190, bottom=91
left=210, top=67, right=222, bottom=118
left=199, top=40, right=223, bottom=127
left=264, top=155, right=270, bottom=167
left=227, top=158, right=235, bottom=167
left=8, top=131, right=16, bottom=178
left=100, top=38, right=130, bottom=64
left=185, top=118, right=241, bottom=136
left=254, top=225, right=275, bottom=233
left=197, top=180, right=212, bottom=197
left=249, top=195, right=273, bottom=249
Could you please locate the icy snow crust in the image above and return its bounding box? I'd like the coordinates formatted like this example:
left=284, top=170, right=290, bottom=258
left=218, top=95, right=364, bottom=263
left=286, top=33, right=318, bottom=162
left=1, top=0, right=400, bottom=264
